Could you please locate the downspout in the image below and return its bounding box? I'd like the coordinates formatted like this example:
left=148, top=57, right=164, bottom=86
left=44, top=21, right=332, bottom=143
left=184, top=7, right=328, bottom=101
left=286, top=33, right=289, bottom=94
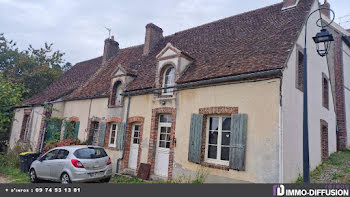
left=278, top=106, right=283, bottom=183
left=116, top=95, right=131, bottom=174
left=85, top=99, right=93, bottom=142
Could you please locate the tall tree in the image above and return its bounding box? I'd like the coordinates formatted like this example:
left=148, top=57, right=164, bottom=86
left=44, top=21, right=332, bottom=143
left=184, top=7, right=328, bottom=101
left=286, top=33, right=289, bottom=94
left=0, top=33, right=70, bottom=99
left=0, top=74, right=24, bottom=134
left=0, top=33, right=70, bottom=135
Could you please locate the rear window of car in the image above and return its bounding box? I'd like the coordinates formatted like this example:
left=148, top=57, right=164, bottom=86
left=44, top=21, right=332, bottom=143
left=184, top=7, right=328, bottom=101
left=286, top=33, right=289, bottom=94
left=73, top=148, right=107, bottom=159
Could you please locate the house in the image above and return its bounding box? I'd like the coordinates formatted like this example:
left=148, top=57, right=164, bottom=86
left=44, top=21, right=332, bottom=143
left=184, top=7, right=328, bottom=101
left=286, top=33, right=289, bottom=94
left=9, top=0, right=349, bottom=183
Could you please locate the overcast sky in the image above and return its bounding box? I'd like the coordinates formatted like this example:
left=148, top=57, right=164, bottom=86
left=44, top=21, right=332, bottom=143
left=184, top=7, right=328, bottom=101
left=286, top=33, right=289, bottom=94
left=1, top=0, right=349, bottom=65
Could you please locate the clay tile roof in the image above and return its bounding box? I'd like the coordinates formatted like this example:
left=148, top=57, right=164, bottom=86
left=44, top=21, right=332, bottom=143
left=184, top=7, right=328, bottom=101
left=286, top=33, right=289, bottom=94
left=125, top=0, right=313, bottom=91
left=25, top=0, right=314, bottom=103
left=65, top=45, right=144, bottom=100
left=24, top=56, right=102, bottom=105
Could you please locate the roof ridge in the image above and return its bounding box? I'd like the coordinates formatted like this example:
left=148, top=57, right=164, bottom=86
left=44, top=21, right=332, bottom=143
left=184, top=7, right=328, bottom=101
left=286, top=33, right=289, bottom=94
left=74, top=56, right=102, bottom=65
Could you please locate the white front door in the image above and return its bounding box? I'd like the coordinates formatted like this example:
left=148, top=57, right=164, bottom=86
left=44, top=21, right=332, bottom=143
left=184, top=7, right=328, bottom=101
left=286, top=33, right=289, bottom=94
left=128, top=124, right=140, bottom=169
left=154, top=114, right=172, bottom=177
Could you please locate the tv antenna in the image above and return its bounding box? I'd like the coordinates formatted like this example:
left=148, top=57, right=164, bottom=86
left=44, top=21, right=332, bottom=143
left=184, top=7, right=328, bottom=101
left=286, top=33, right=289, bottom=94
left=105, top=27, right=112, bottom=38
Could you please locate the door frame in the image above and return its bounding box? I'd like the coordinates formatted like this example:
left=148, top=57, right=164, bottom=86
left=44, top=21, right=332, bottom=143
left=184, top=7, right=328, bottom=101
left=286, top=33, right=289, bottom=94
left=154, top=118, right=172, bottom=177
left=128, top=123, right=141, bottom=169
left=147, top=108, right=176, bottom=180
left=122, top=116, right=144, bottom=172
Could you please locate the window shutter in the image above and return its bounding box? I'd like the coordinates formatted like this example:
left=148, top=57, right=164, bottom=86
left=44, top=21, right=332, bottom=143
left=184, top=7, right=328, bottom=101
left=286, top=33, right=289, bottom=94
left=229, top=114, right=248, bottom=171
left=98, top=122, right=107, bottom=147
left=74, top=121, right=80, bottom=138
left=63, top=121, right=69, bottom=139
left=188, top=114, right=203, bottom=164
left=116, top=123, right=126, bottom=149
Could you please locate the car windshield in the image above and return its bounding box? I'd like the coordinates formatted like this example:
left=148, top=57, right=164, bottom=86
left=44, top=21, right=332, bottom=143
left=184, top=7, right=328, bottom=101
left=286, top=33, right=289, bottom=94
left=73, top=148, right=107, bottom=159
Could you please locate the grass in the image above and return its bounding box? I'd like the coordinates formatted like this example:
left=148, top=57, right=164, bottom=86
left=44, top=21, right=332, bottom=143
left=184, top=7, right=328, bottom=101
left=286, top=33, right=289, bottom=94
left=307, top=149, right=350, bottom=183
left=0, top=141, right=32, bottom=183
left=110, top=168, right=208, bottom=184
left=0, top=166, right=29, bottom=183
left=110, top=175, right=146, bottom=184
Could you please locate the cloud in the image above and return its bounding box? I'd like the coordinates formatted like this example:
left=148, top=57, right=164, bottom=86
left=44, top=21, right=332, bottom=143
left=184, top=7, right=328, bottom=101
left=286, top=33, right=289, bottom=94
left=0, top=0, right=347, bottom=64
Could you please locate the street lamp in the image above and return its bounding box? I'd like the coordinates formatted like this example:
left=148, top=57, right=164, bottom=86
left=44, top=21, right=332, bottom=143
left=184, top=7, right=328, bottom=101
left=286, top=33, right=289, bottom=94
left=313, top=28, right=334, bottom=57
left=302, top=7, right=335, bottom=183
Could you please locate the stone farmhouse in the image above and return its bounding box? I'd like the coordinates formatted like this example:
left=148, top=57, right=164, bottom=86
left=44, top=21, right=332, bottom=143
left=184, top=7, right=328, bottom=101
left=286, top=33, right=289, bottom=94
left=9, top=0, right=350, bottom=183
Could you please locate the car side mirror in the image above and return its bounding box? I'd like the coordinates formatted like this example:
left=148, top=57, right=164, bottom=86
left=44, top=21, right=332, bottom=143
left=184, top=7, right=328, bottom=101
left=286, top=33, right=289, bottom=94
left=38, top=157, right=43, bottom=162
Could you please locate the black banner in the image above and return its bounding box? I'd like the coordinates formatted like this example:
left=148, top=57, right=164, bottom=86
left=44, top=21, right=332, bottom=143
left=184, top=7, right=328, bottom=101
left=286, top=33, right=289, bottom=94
left=0, top=184, right=349, bottom=197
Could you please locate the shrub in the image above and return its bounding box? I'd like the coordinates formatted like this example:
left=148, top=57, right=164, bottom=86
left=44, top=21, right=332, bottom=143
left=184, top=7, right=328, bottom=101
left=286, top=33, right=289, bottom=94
left=0, top=141, right=32, bottom=168
left=42, top=138, right=81, bottom=154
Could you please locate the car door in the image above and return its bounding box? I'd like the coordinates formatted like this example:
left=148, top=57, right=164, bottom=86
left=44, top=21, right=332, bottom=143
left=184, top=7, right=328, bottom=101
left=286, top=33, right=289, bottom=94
left=37, top=149, right=59, bottom=180
left=50, top=149, right=69, bottom=180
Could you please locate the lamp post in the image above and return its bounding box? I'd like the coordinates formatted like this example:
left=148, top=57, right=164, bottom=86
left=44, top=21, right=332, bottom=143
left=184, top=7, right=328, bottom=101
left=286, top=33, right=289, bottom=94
left=302, top=7, right=334, bottom=183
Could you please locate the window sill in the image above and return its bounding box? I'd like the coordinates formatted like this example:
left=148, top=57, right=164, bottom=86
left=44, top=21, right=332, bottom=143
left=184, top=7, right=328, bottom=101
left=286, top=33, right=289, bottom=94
left=104, top=147, right=121, bottom=151
left=200, top=162, right=230, bottom=171
left=108, top=104, right=123, bottom=108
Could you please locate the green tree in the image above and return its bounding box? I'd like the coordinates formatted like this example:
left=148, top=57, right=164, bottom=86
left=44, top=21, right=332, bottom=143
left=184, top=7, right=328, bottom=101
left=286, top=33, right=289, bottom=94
left=0, top=33, right=70, bottom=99
left=0, top=74, right=24, bottom=134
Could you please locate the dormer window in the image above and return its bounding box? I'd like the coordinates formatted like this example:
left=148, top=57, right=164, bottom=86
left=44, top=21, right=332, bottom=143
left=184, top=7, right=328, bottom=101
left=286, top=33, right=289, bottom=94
left=162, top=67, right=175, bottom=95
left=110, top=81, right=123, bottom=106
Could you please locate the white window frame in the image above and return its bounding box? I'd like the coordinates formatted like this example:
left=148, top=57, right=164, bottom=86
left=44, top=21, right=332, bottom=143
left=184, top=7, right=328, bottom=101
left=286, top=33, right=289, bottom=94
left=132, top=124, right=141, bottom=145
left=115, top=83, right=122, bottom=105
left=162, top=67, right=175, bottom=95
left=108, top=123, right=118, bottom=147
left=205, top=115, right=231, bottom=166
left=157, top=114, right=172, bottom=149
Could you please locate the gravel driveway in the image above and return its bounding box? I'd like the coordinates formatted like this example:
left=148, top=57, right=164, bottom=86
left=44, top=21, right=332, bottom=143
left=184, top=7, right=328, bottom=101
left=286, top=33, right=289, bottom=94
left=0, top=176, right=10, bottom=183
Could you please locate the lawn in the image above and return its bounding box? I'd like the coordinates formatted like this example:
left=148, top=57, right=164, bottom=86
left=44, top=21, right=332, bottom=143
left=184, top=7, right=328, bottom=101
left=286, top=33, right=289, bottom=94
left=110, top=175, right=146, bottom=184
left=0, top=166, right=29, bottom=183
left=307, top=149, right=350, bottom=183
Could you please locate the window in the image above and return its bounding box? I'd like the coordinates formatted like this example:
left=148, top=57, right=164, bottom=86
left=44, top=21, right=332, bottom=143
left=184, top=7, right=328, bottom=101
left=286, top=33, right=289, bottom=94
left=20, top=114, right=30, bottom=140
left=158, top=114, right=172, bottom=148
left=132, top=124, right=141, bottom=144
left=206, top=116, right=231, bottom=165
left=74, top=147, right=107, bottom=159
left=56, top=149, right=69, bottom=159
left=111, top=82, right=122, bottom=106
left=162, top=67, right=175, bottom=95
left=92, top=122, right=99, bottom=144
left=65, top=121, right=76, bottom=139
left=42, top=150, right=59, bottom=161
left=322, top=74, right=329, bottom=109
left=296, top=50, right=304, bottom=91
left=109, top=123, right=118, bottom=147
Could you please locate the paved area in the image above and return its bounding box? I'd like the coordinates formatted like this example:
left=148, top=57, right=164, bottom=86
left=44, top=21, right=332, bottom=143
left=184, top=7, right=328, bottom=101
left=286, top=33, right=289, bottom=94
left=0, top=176, right=10, bottom=183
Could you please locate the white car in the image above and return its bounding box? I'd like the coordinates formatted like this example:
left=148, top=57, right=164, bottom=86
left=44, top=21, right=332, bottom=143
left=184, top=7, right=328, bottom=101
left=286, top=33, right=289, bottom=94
left=29, top=145, right=113, bottom=183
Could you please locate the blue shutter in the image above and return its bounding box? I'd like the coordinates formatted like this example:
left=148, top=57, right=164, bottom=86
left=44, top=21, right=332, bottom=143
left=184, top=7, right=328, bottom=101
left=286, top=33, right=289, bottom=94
left=188, top=114, right=203, bottom=164
left=98, top=122, right=107, bottom=147
left=74, top=121, right=80, bottom=139
left=116, top=123, right=126, bottom=149
left=229, top=114, right=248, bottom=171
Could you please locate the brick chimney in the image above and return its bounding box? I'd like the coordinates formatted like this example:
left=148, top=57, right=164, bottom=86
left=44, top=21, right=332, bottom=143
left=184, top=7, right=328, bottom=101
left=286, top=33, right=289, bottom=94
left=143, top=23, right=163, bottom=56
left=102, top=35, right=119, bottom=65
left=320, top=0, right=330, bottom=18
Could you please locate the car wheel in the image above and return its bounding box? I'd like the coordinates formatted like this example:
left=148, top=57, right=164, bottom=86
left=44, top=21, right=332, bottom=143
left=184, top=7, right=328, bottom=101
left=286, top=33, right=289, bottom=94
left=60, top=173, right=71, bottom=184
left=29, top=169, right=39, bottom=183
left=100, top=177, right=111, bottom=183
